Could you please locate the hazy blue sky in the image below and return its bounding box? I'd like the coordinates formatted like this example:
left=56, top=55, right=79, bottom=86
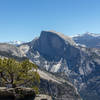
left=0, top=0, right=100, bottom=42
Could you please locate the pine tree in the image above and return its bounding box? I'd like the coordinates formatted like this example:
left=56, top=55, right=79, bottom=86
left=0, top=58, right=40, bottom=93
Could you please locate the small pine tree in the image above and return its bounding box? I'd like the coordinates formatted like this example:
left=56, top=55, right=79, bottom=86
left=0, top=58, right=40, bottom=93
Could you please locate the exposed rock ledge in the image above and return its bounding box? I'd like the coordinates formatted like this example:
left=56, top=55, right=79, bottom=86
left=35, top=94, right=52, bottom=100
left=0, top=87, right=36, bottom=100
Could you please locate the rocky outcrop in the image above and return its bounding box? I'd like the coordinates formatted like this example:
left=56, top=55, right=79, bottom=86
left=0, top=43, right=27, bottom=61
left=0, top=87, right=36, bottom=100
left=38, top=69, right=82, bottom=100
left=35, top=94, right=52, bottom=100
left=40, top=78, right=81, bottom=100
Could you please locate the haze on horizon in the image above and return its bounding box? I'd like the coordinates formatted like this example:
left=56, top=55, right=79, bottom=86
left=0, top=0, right=100, bottom=42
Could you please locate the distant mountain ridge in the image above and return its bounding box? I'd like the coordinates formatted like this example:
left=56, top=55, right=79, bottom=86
left=4, top=40, right=25, bottom=46
left=72, top=32, right=100, bottom=48
left=6, top=32, right=100, bottom=48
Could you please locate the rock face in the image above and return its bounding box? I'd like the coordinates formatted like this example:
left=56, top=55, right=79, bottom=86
left=0, top=43, right=23, bottom=57
left=72, top=32, right=100, bottom=48
left=0, top=87, right=36, bottom=100
left=40, top=78, right=81, bottom=100
left=19, top=31, right=100, bottom=100
left=33, top=31, right=75, bottom=58
left=25, top=31, right=79, bottom=73
left=38, top=69, right=81, bottom=100
left=0, top=43, right=27, bottom=61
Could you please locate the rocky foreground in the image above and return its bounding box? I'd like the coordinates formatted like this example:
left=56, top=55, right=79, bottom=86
left=0, top=87, right=54, bottom=100
left=0, top=87, right=36, bottom=100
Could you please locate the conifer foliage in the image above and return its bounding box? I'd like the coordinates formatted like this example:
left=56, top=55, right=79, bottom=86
left=0, top=58, right=40, bottom=92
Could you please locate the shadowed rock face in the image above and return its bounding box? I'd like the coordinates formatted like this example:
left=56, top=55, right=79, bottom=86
left=32, top=31, right=78, bottom=61
left=38, top=31, right=65, bottom=57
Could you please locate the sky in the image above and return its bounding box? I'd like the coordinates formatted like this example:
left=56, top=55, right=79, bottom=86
left=0, top=0, right=100, bottom=42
